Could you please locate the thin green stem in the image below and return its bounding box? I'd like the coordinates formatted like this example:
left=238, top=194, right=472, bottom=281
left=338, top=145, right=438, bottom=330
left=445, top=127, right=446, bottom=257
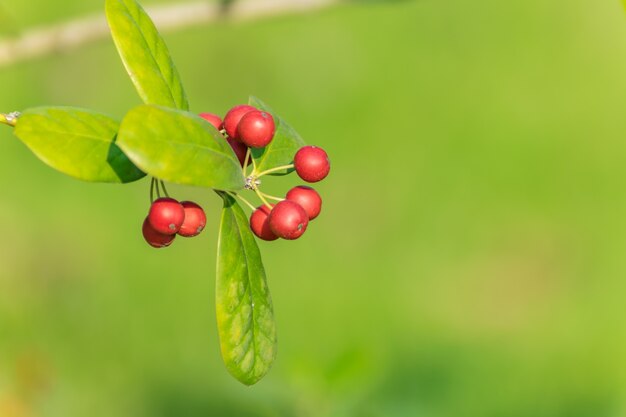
left=155, top=178, right=162, bottom=199
left=242, top=148, right=251, bottom=177
left=230, top=192, right=256, bottom=211
left=255, top=188, right=273, bottom=209
left=254, top=164, right=294, bottom=178
left=150, top=177, right=156, bottom=203
left=258, top=191, right=284, bottom=202
left=160, top=180, right=170, bottom=198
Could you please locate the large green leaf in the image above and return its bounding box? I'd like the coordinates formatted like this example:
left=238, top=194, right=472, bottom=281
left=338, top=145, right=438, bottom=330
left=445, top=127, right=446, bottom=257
left=106, top=0, right=189, bottom=110
left=117, top=105, right=245, bottom=190
left=13, top=107, right=145, bottom=183
left=248, top=96, right=306, bottom=176
left=216, top=193, right=277, bottom=385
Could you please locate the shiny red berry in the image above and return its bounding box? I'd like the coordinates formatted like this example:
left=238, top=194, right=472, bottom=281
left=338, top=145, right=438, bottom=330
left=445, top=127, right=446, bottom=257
left=227, top=137, right=249, bottom=167
left=223, top=105, right=256, bottom=140
left=148, top=197, right=185, bottom=235
left=143, top=217, right=175, bottom=248
left=294, top=146, right=330, bottom=183
left=237, top=111, right=275, bottom=148
left=286, top=186, right=322, bottom=220
left=178, top=201, right=207, bottom=237
left=199, top=112, right=223, bottom=130
left=268, top=200, right=309, bottom=240
left=250, top=205, right=278, bottom=241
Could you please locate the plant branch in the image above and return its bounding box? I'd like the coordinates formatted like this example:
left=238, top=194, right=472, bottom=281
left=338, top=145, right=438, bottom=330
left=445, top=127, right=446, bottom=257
left=0, top=0, right=339, bottom=69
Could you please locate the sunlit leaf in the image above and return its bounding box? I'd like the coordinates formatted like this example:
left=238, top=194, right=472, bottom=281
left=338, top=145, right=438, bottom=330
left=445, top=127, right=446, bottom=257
left=117, top=105, right=245, bottom=190
left=216, top=193, right=277, bottom=385
left=106, top=0, right=189, bottom=110
left=14, top=107, right=144, bottom=183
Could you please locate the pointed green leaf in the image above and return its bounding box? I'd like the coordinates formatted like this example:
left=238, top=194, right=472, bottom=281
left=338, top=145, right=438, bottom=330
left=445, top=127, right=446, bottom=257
left=216, top=193, right=277, bottom=385
left=117, top=105, right=245, bottom=190
left=106, top=0, right=189, bottom=110
left=13, top=107, right=145, bottom=183
left=248, top=96, right=306, bottom=176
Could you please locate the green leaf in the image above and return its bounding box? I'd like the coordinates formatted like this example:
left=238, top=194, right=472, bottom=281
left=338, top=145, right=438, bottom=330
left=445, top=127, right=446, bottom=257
left=117, top=105, right=245, bottom=190
left=106, top=0, right=189, bottom=110
left=216, top=193, right=277, bottom=385
left=248, top=96, right=306, bottom=176
left=13, top=107, right=145, bottom=183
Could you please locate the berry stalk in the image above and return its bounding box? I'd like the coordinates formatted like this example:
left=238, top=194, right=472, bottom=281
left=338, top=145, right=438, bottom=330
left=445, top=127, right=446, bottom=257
left=253, top=164, right=294, bottom=178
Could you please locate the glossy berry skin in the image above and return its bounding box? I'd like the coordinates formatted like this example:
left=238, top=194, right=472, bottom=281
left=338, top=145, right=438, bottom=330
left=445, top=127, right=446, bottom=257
left=286, top=186, right=322, bottom=220
left=268, top=200, right=309, bottom=240
left=178, top=201, right=207, bottom=237
left=227, top=137, right=249, bottom=167
left=237, top=111, right=275, bottom=148
left=294, top=146, right=330, bottom=183
left=199, top=112, right=223, bottom=130
left=223, top=105, right=256, bottom=140
left=143, top=217, right=175, bottom=248
left=250, top=205, right=278, bottom=241
left=148, top=197, right=185, bottom=235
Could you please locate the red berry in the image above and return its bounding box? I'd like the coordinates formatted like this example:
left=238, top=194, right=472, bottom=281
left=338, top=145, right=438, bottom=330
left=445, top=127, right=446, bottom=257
left=250, top=205, right=278, bottom=241
left=143, top=217, right=175, bottom=248
left=294, top=146, right=330, bottom=183
left=286, top=186, right=322, bottom=220
left=237, top=111, right=275, bottom=148
left=223, top=105, right=256, bottom=140
left=148, top=197, right=185, bottom=235
left=268, top=200, right=309, bottom=240
left=199, top=112, right=223, bottom=130
left=227, top=137, right=249, bottom=167
left=178, top=201, right=207, bottom=237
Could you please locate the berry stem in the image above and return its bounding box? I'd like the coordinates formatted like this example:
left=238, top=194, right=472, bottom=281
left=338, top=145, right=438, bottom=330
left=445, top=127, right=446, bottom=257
left=254, top=164, right=294, bottom=178
left=155, top=178, right=162, bottom=199
left=160, top=180, right=170, bottom=198
left=150, top=177, right=156, bottom=203
left=243, top=148, right=251, bottom=177
left=258, top=191, right=284, bottom=202
left=255, top=188, right=273, bottom=209
left=230, top=192, right=256, bottom=211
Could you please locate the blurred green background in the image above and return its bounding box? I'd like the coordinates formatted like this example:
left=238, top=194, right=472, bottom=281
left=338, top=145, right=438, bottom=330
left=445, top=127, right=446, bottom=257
left=2, top=0, right=626, bottom=415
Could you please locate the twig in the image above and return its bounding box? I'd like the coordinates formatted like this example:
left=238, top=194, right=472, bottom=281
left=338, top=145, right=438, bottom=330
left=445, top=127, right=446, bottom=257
left=0, top=0, right=339, bottom=68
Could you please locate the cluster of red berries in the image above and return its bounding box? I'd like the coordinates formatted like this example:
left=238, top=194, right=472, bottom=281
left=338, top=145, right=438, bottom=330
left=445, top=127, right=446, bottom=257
left=142, top=103, right=330, bottom=247
left=249, top=145, right=330, bottom=241
left=142, top=197, right=207, bottom=248
left=201, top=104, right=330, bottom=242
left=200, top=104, right=275, bottom=168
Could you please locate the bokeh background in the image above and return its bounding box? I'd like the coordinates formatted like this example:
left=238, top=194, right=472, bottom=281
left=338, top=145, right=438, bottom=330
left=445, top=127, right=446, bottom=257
left=2, top=0, right=626, bottom=415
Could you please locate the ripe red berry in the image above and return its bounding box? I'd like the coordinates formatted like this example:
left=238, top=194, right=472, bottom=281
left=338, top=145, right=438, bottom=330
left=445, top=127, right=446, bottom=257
left=250, top=205, right=278, bottom=241
left=268, top=200, right=309, bottom=240
left=199, top=112, right=223, bottom=130
left=227, top=137, right=249, bottom=167
left=285, top=186, right=322, bottom=220
left=223, top=105, right=256, bottom=140
left=237, top=111, right=275, bottom=148
left=148, top=197, right=185, bottom=235
left=294, top=146, right=330, bottom=183
left=143, top=217, right=175, bottom=248
left=178, top=201, right=207, bottom=237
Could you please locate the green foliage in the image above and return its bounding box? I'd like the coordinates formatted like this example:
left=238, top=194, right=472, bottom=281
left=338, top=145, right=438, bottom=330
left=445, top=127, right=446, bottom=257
left=249, top=96, right=305, bottom=175
left=216, top=193, right=277, bottom=385
left=2, top=0, right=308, bottom=386
left=13, top=107, right=144, bottom=183
left=105, top=0, right=189, bottom=110
left=116, top=105, right=245, bottom=190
